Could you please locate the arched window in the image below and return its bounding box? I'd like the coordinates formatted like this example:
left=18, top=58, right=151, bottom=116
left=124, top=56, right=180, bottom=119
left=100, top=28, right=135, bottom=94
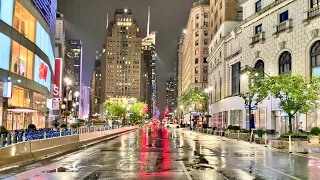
left=279, top=51, right=292, bottom=74
left=254, top=60, right=264, bottom=70
left=311, top=41, right=320, bottom=77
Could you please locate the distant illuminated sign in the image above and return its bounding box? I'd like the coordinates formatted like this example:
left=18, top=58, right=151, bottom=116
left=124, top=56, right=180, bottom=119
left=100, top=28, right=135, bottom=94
left=53, top=58, right=62, bottom=98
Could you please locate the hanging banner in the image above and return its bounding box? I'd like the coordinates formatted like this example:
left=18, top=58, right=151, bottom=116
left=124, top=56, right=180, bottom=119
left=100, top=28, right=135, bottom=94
left=54, top=58, right=62, bottom=99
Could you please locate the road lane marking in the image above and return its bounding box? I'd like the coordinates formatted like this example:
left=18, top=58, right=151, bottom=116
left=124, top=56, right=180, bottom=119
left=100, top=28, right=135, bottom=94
left=181, top=161, right=193, bottom=180
left=265, top=165, right=301, bottom=180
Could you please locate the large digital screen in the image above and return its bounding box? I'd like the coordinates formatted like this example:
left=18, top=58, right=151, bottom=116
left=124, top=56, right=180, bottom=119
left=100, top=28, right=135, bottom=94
left=36, top=21, right=55, bottom=72
left=34, top=55, right=51, bottom=91
left=0, top=32, right=11, bottom=71
left=0, top=0, right=14, bottom=26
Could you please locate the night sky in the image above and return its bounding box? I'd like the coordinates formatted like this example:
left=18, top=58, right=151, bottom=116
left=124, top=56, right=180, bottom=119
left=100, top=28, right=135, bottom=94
left=57, top=0, right=194, bottom=112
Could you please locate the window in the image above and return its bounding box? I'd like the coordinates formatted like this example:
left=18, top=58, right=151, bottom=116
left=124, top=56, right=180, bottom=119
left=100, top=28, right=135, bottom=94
left=196, top=14, right=199, bottom=19
left=231, top=62, right=241, bottom=95
left=196, top=23, right=199, bottom=28
left=237, top=11, right=243, bottom=21
left=203, top=76, right=207, bottom=82
left=195, top=31, right=199, bottom=37
left=204, top=57, right=207, bottom=63
left=203, top=67, right=208, bottom=73
left=255, top=60, right=265, bottom=72
left=195, top=49, right=199, bottom=55
left=204, top=39, right=209, bottom=45
left=255, top=24, right=262, bottom=34
left=195, top=58, right=199, bottom=64
left=195, top=40, right=199, bottom=46
left=310, top=41, right=320, bottom=77
left=204, top=30, right=208, bottom=36
left=214, top=12, right=218, bottom=20
left=204, top=22, right=209, bottom=27
left=311, top=0, right=320, bottom=8
left=280, top=11, right=289, bottom=23
left=204, top=13, right=209, bottom=18
left=220, top=2, right=222, bottom=10
left=195, top=77, right=198, bottom=83
left=11, top=41, right=34, bottom=79
left=256, top=0, right=262, bottom=12
left=279, top=51, right=292, bottom=74
left=204, top=48, right=209, bottom=54
left=12, top=0, right=36, bottom=42
left=195, top=68, right=199, bottom=74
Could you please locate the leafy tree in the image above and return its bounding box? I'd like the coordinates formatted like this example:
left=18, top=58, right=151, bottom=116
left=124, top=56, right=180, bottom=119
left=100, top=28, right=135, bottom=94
left=268, top=73, right=320, bottom=133
left=104, top=100, right=126, bottom=120
left=239, top=66, right=269, bottom=130
left=180, top=89, right=208, bottom=112
left=130, top=102, right=147, bottom=125
left=63, top=110, right=71, bottom=117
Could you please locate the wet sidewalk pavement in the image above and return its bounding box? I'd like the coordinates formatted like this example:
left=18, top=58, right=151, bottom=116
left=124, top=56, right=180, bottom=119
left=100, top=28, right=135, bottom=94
left=1, top=127, right=320, bottom=180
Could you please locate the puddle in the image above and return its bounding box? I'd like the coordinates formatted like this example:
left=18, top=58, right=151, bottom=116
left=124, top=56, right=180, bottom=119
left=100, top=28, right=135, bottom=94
left=42, top=167, right=72, bottom=173
left=193, top=164, right=215, bottom=170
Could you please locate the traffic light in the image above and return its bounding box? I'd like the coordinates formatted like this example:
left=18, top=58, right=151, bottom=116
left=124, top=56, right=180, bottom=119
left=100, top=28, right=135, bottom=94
left=164, top=110, right=169, bottom=116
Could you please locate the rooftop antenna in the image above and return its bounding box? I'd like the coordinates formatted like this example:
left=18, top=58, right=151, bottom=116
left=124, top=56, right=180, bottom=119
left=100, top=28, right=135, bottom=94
left=147, top=6, right=150, bottom=36
left=106, top=13, right=109, bottom=31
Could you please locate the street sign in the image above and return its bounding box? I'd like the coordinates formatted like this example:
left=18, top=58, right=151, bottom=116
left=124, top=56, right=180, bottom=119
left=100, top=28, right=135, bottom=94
left=245, top=105, right=258, bottom=110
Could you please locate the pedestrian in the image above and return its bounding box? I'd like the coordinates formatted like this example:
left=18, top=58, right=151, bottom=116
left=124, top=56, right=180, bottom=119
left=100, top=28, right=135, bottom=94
left=298, top=122, right=303, bottom=133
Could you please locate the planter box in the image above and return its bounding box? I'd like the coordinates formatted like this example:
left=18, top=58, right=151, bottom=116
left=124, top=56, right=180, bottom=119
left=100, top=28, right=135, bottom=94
left=310, top=136, right=319, bottom=145
left=270, top=139, right=309, bottom=153
left=227, top=133, right=250, bottom=141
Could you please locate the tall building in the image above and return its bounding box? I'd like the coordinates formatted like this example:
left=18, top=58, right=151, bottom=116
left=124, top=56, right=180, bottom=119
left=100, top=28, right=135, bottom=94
left=101, top=9, right=142, bottom=101
left=66, top=40, right=83, bottom=116
left=207, top=0, right=242, bottom=113
left=90, top=50, right=103, bottom=115
left=54, top=11, right=65, bottom=60
left=0, top=0, right=56, bottom=130
left=209, top=0, right=242, bottom=41
left=177, top=36, right=184, bottom=105
left=207, top=0, right=320, bottom=133
left=141, top=32, right=156, bottom=118
left=181, top=0, right=210, bottom=97
left=165, top=77, right=175, bottom=113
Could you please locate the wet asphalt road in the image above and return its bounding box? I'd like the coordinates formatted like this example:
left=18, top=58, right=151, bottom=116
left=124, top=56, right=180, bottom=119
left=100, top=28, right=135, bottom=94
left=1, top=126, right=320, bottom=180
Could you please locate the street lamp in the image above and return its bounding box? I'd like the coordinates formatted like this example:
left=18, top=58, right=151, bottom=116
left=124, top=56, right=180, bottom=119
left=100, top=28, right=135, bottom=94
left=64, top=77, right=72, bottom=111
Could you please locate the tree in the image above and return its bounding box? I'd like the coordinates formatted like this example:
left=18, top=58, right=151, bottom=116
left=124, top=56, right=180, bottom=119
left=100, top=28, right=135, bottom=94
left=130, top=102, right=147, bottom=125
left=240, top=66, right=269, bottom=130
left=104, top=100, right=126, bottom=120
left=180, top=89, right=208, bottom=112
left=268, top=73, right=320, bottom=133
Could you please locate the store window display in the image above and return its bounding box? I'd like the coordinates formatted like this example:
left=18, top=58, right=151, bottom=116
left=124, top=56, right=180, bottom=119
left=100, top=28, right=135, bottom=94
left=11, top=40, right=34, bottom=79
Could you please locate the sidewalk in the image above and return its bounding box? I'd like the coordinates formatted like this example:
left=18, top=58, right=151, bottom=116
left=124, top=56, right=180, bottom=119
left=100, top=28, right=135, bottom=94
left=186, top=128, right=320, bottom=159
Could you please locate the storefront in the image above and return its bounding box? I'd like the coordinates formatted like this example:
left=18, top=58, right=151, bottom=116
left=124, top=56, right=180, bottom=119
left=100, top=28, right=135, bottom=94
left=5, top=86, right=46, bottom=130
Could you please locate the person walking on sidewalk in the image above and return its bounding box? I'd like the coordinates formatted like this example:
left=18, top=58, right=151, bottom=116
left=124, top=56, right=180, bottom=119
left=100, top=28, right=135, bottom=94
left=298, top=122, right=303, bottom=133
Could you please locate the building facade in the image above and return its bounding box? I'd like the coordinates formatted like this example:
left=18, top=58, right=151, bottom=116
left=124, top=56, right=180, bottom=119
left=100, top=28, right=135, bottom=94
left=181, top=0, right=210, bottom=96
left=141, top=32, right=156, bottom=118
left=165, top=77, right=175, bottom=113
left=208, top=0, right=320, bottom=133
left=90, top=50, right=103, bottom=115
left=101, top=9, right=142, bottom=102
left=0, top=0, right=56, bottom=130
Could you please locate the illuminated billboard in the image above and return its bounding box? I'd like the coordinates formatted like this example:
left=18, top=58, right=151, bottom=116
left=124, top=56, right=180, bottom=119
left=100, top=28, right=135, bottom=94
left=53, top=58, right=62, bottom=99
left=0, top=32, right=11, bottom=71
left=34, top=55, right=51, bottom=91
left=0, top=0, right=14, bottom=26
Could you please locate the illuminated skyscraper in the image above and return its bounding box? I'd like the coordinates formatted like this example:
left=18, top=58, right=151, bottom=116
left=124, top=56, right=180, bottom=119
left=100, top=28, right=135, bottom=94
left=101, top=9, right=142, bottom=101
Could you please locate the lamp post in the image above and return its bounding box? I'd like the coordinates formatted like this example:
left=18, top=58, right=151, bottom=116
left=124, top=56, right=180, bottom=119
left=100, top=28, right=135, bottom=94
left=64, top=77, right=72, bottom=111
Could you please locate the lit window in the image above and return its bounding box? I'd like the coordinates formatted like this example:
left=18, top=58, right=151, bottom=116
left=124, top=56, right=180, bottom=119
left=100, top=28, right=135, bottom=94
left=12, top=0, right=36, bottom=42
left=11, top=41, right=34, bottom=79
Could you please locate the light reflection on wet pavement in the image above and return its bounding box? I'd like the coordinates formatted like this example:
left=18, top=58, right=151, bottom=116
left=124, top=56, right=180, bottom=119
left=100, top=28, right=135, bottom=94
left=1, top=127, right=320, bottom=180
